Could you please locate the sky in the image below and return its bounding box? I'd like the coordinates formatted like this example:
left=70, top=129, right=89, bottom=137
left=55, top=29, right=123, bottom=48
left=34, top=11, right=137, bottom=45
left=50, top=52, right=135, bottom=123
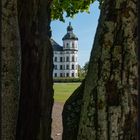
left=51, top=1, right=100, bottom=67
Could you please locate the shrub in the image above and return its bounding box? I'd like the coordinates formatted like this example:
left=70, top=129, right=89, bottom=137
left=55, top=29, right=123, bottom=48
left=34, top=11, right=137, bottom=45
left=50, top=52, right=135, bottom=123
left=53, top=77, right=84, bottom=83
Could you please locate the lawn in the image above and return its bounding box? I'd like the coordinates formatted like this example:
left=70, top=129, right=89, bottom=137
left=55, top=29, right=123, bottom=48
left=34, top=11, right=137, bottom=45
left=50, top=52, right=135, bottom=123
left=53, top=82, right=81, bottom=103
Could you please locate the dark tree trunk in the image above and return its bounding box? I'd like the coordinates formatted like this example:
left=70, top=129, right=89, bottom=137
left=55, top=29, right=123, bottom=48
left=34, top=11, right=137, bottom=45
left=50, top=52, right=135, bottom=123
left=62, top=0, right=137, bottom=140
left=16, top=0, right=53, bottom=140
left=138, top=0, right=140, bottom=139
left=78, top=0, right=137, bottom=139
left=1, top=0, right=21, bottom=139
left=62, top=80, right=85, bottom=140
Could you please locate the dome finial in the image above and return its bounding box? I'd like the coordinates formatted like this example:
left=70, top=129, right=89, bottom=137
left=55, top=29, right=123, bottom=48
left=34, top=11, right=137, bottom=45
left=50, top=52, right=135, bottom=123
left=67, top=22, right=73, bottom=32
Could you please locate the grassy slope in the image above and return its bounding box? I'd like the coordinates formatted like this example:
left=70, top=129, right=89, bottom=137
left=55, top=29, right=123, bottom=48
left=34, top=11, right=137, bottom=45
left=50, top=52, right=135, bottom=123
left=53, top=82, right=81, bottom=103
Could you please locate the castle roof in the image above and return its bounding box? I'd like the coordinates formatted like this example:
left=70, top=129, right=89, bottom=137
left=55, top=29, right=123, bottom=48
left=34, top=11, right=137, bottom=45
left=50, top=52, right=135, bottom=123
left=62, top=22, right=78, bottom=40
left=51, top=39, right=63, bottom=51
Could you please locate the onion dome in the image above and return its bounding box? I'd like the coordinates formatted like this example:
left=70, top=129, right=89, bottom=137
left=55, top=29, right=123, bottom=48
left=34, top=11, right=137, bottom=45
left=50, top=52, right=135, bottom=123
left=62, top=22, right=78, bottom=40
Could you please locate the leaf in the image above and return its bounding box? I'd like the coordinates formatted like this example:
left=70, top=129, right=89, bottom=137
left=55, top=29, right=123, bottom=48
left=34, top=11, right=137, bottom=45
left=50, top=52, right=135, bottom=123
left=51, top=0, right=99, bottom=21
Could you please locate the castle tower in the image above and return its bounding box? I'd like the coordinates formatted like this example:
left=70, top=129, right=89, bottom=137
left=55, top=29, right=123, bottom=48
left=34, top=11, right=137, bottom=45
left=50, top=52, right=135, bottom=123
left=62, top=22, right=78, bottom=78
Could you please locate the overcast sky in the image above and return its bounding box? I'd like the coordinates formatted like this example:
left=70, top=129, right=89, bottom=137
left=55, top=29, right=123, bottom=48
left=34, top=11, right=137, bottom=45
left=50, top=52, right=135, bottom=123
left=51, top=1, right=100, bottom=67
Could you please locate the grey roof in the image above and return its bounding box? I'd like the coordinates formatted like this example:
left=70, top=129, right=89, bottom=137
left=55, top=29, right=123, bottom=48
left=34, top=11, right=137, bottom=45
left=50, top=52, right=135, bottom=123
left=62, top=33, right=78, bottom=40
left=51, top=39, right=63, bottom=51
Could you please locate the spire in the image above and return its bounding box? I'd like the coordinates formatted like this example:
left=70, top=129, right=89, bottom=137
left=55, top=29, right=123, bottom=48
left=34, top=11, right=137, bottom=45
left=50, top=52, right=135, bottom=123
left=67, top=22, right=73, bottom=32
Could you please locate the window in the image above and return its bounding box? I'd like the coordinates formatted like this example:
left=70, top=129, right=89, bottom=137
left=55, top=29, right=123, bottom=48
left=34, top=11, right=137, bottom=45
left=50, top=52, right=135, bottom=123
left=54, top=57, right=57, bottom=62
left=72, top=42, right=74, bottom=48
left=60, top=73, right=63, bottom=77
left=60, top=65, right=63, bottom=70
left=72, top=73, right=74, bottom=77
left=72, top=56, right=75, bottom=62
left=55, top=73, right=57, bottom=77
left=60, top=57, right=63, bottom=62
left=72, top=64, right=74, bottom=70
left=66, top=73, right=69, bottom=77
left=66, top=56, right=69, bottom=62
left=66, top=43, right=69, bottom=48
left=54, top=65, right=57, bottom=70
left=66, top=65, right=69, bottom=70
left=63, top=65, right=65, bottom=70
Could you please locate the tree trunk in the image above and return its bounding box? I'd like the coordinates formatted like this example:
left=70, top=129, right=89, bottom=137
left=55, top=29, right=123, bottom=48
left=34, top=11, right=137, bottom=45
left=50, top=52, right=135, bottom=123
left=1, top=0, right=21, bottom=139
left=77, top=0, right=137, bottom=139
left=62, top=80, right=85, bottom=140
left=16, top=0, right=53, bottom=140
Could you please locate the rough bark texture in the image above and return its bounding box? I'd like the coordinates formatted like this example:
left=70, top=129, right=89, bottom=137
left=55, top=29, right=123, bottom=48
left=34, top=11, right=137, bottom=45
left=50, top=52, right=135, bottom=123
left=16, top=0, right=53, bottom=140
left=77, top=0, right=137, bottom=139
left=1, top=0, right=21, bottom=140
left=62, top=80, right=85, bottom=140
left=138, top=1, right=140, bottom=139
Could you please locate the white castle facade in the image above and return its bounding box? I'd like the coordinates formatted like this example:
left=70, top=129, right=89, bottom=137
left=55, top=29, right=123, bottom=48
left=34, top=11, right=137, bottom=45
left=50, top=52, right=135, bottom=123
left=51, top=22, right=78, bottom=78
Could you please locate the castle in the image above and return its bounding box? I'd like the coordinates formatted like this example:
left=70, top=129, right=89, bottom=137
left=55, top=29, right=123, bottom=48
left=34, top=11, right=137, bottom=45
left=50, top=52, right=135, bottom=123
left=51, top=22, right=78, bottom=78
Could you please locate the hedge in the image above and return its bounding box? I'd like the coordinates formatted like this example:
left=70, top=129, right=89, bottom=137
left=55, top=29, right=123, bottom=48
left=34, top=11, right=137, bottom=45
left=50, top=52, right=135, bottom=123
left=53, top=77, right=84, bottom=83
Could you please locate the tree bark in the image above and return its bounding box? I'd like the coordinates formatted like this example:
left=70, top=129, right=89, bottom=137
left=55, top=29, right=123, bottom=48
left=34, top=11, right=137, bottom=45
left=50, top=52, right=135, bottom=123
left=1, top=0, right=21, bottom=139
left=62, top=80, right=85, bottom=140
left=16, top=0, right=53, bottom=140
left=77, top=0, right=137, bottom=139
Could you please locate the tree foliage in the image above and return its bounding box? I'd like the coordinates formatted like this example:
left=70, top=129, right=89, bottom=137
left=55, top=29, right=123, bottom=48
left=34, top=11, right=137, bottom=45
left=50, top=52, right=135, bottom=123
left=51, top=0, right=103, bottom=21
left=83, top=61, right=89, bottom=74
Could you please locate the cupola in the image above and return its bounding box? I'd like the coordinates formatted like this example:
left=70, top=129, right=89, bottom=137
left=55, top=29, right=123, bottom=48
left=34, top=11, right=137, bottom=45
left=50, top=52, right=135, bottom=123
left=62, top=22, right=78, bottom=41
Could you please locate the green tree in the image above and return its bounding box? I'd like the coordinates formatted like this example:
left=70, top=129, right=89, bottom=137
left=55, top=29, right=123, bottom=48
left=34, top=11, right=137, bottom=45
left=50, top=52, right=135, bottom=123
left=78, top=64, right=84, bottom=78
left=83, top=61, right=89, bottom=76
left=51, top=0, right=98, bottom=21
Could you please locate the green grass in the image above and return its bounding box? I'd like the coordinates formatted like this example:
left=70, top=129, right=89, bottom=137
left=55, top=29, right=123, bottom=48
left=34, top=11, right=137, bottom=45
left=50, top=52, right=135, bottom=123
left=53, top=82, right=81, bottom=103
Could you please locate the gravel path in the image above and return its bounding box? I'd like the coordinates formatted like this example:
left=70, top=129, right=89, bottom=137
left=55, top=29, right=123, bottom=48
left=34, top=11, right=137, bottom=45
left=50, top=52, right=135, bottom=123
left=51, top=102, right=64, bottom=140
